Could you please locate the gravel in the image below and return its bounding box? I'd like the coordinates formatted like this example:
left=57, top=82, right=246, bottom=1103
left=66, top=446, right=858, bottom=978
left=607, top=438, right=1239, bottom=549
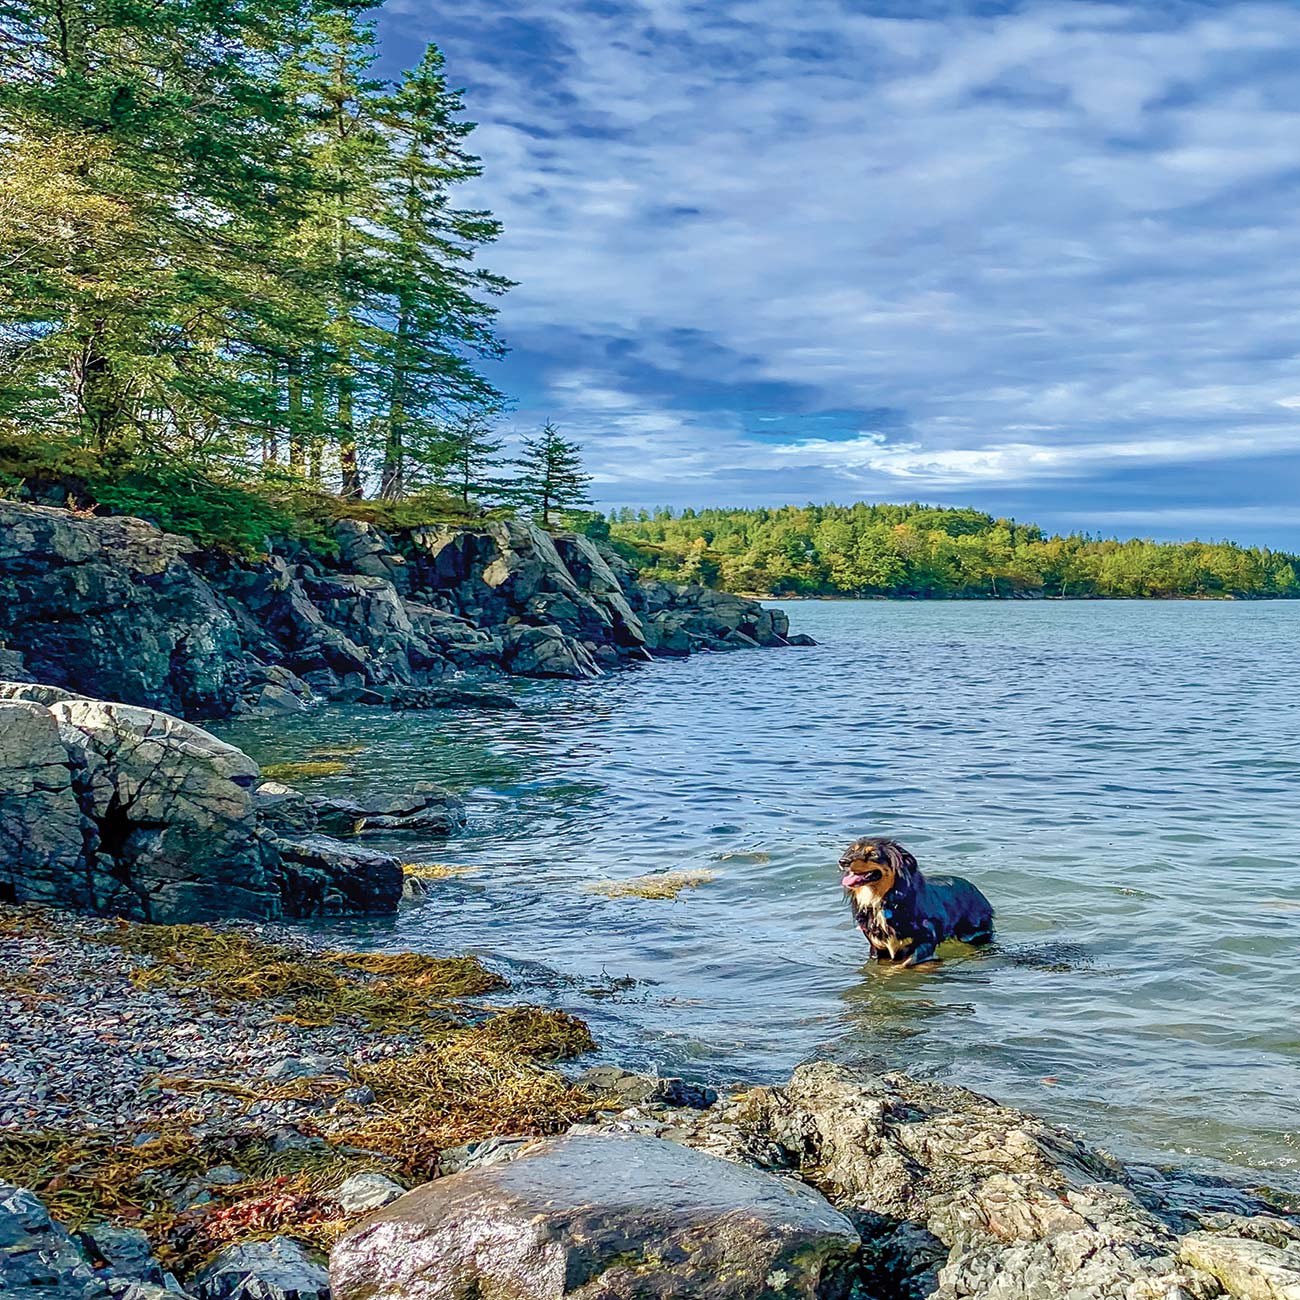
left=0, top=908, right=418, bottom=1140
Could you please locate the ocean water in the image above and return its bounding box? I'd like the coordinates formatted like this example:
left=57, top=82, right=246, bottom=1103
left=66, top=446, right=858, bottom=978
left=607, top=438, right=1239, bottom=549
left=219, top=599, right=1300, bottom=1188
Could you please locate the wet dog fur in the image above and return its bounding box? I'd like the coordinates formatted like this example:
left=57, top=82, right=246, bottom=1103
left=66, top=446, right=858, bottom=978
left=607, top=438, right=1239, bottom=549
left=840, top=837, right=994, bottom=966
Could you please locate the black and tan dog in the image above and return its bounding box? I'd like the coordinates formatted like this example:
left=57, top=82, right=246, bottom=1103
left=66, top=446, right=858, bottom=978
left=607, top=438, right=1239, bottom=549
left=840, top=837, right=994, bottom=966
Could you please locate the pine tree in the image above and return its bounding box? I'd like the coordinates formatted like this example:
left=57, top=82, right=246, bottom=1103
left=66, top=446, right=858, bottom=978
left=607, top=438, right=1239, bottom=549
left=372, top=44, right=511, bottom=499
left=0, top=0, right=313, bottom=451
left=511, top=421, right=592, bottom=522
left=438, top=411, right=507, bottom=510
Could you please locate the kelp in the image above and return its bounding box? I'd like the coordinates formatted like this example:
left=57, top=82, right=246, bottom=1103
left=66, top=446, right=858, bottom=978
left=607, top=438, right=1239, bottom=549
left=340, top=1012, right=598, bottom=1176
left=259, top=761, right=348, bottom=782
left=401, top=862, right=480, bottom=880
left=90, top=923, right=506, bottom=1032
left=587, top=869, right=716, bottom=900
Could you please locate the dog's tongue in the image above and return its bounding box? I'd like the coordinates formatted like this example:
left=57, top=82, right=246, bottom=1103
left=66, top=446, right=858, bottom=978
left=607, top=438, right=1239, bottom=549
left=841, top=872, right=868, bottom=889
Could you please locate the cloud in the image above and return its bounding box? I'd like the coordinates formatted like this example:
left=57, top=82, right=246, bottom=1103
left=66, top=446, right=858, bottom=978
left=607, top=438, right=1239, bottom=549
left=380, top=0, right=1300, bottom=539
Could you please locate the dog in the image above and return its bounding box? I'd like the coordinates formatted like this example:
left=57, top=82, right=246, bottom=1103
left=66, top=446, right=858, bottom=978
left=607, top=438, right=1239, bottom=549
left=840, top=837, right=994, bottom=966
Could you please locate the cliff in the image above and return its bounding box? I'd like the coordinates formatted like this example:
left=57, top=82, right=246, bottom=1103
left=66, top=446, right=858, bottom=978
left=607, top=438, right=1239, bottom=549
left=0, top=503, right=810, bottom=720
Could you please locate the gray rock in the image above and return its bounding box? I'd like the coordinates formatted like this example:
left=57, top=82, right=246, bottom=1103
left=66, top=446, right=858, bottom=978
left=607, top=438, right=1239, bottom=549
left=327, top=1174, right=405, bottom=1215
left=269, top=834, right=403, bottom=917
left=0, top=700, right=86, bottom=907
left=194, top=1238, right=329, bottom=1300
left=48, top=697, right=272, bottom=922
left=0, top=503, right=244, bottom=717
left=578, top=1065, right=718, bottom=1109
left=78, top=1225, right=165, bottom=1285
left=1178, top=1231, right=1300, bottom=1300
left=0, top=1180, right=102, bottom=1299
left=330, top=1133, right=860, bottom=1300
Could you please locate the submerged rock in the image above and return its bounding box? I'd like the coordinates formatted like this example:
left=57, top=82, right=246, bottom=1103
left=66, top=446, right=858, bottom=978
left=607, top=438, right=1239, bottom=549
left=329, top=1133, right=860, bottom=1300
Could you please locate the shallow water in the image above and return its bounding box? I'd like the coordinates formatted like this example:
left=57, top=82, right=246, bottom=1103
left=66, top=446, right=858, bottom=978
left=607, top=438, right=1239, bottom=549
left=219, top=600, right=1300, bottom=1188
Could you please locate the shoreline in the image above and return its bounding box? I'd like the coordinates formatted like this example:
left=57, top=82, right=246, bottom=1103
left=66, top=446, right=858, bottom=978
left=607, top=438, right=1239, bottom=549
left=4, top=902, right=1299, bottom=1300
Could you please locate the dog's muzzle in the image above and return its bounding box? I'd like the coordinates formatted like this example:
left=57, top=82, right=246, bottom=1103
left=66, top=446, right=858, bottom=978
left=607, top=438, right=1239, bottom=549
left=841, top=868, right=883, bottom=889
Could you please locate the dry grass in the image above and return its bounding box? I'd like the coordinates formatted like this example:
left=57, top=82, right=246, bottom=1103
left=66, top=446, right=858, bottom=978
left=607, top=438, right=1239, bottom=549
left=259, top=760, right=348, bottom=782
left=587, top=869, right=716, bottom=900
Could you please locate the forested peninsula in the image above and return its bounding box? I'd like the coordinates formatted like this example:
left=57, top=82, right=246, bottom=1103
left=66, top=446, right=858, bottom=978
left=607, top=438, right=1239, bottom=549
left=605, top=503, right=1300, bottom=600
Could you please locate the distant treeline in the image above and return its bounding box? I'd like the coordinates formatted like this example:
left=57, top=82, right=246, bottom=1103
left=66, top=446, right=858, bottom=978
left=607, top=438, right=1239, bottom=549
left=599, top=503, right=1300, bottom=599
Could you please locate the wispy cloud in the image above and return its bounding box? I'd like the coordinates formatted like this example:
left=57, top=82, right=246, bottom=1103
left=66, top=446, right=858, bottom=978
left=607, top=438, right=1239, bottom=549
left=381, top=0, right=1300, bottom=543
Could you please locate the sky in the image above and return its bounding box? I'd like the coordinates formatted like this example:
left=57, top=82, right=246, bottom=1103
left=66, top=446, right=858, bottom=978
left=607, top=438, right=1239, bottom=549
left=379, top=0, right=1300, bottom=546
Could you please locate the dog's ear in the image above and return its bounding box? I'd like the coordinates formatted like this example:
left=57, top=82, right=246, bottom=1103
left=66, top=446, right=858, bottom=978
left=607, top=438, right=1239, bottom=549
left=884, top=842, right=918, bottom=889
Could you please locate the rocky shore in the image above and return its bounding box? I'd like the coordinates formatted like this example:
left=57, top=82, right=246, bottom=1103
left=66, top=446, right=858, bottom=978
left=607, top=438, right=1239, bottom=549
left=4, top=502, right=1299, bottom=1300
left=3, top=904, right=1299, bottom=1300
left=0, top=502, right=811, bottom=722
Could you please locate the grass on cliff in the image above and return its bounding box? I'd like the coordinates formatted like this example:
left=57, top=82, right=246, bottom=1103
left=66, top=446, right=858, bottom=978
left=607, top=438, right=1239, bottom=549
left=91, top=923, right=506, bottom=1032
left=0, top=436, right=487, bottom=559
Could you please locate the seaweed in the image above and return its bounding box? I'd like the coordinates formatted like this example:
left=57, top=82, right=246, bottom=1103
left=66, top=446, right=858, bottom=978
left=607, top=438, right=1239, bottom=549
left=587, top=869, right=716, bottom=900
left=259, top=761, right=348, bottom=783
left=90, top=924, right=506, bottom=1033
left=340, top=1013, right=598, bottom=1176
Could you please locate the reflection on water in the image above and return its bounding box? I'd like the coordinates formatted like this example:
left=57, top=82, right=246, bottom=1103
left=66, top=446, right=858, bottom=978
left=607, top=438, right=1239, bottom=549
left=218, top=599, right=1300, bottom=1189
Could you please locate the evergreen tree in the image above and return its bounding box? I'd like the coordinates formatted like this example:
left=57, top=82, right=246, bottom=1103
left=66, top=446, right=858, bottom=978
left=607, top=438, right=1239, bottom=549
left=0, top=0, right=312, bottom=451
left=373, top=45, right=511, bottom=499
left=442, top=411, right=507, bottom=510
left=511, top=421, right=591, bottom=521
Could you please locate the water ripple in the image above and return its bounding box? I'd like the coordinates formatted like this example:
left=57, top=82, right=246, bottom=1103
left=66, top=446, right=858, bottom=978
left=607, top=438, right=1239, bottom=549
left=219, top=600, right=1300, bottom=1188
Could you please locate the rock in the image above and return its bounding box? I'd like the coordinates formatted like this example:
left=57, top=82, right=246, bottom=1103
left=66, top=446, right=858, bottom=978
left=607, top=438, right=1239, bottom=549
left=1179, top=1231, right=1300, bottom=1299
left=264, top=1055, right=350, bottom=1083
left=0, top=1180, right=101, bottom=1299
left=786, top=633, right=818, bottom=647
left=49, top=697, right=271, bottom=922
left=193, top=1238, right=329, bottom=1300
left=269, top=835, right=403, bottom=917
left=0, top=686, right=411, bottom=923
left=578, top=1066, right=718, bottom=1110
left=0, top=700, right=86, bottom=908
left=0, top=503, right=245, bottom=717
left=327, top=1174, right=405, bottom=1215
left=500, top=624, right=600, bottom=679
left=329, top=1133, right=860, bottom=1300
left=255, top=784, right=465, bottom=841
left=78, top=1225, right=165, bottom=1286
left=0, top=501, right=800, bottom=718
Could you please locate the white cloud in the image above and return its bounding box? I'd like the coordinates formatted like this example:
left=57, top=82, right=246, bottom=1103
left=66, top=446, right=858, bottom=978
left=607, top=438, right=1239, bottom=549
left=384, top=0, right=1300, bottom=524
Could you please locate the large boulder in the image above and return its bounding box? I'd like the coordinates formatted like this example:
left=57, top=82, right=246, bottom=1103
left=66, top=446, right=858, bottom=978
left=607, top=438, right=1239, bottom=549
left=330, top=1133, right=860, bottom=1300
left=48, top=696, right=272, bottom=922
left=0, top=684, right=407, bottom=923
left=0, top=700, right=86, bottom=906
left=0, top=502, right=245, bottom=717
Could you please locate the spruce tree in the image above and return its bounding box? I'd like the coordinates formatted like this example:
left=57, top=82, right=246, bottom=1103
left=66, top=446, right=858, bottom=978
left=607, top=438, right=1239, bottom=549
left=373, top=44, right=511, bottom=499
left=443, top=411, right=507, bottom=510
left=511, top=421, right=592, bottom=522
left=0, top=0, right=312, bottom=451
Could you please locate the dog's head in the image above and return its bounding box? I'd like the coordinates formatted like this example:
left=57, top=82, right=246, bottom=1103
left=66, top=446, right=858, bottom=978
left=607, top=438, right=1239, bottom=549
left=839, top=837, right=917, bottom=906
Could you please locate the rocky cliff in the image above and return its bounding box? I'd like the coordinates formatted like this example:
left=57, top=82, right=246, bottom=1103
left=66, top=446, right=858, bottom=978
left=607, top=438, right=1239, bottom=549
left=0, top=502, right=809, bottom=720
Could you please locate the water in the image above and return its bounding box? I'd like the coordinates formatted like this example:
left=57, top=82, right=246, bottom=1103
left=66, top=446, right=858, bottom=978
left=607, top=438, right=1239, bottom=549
left=219, top=600, right=1300, bottom=1188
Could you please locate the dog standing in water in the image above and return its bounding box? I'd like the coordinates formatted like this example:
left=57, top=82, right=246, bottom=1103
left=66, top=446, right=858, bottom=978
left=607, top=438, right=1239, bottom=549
left=840, top=837, right=994, bottom=966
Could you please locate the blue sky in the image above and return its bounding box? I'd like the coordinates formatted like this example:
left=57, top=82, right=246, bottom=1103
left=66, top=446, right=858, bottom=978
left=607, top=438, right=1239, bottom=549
left=379, top=0, right=1300, bottom=546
